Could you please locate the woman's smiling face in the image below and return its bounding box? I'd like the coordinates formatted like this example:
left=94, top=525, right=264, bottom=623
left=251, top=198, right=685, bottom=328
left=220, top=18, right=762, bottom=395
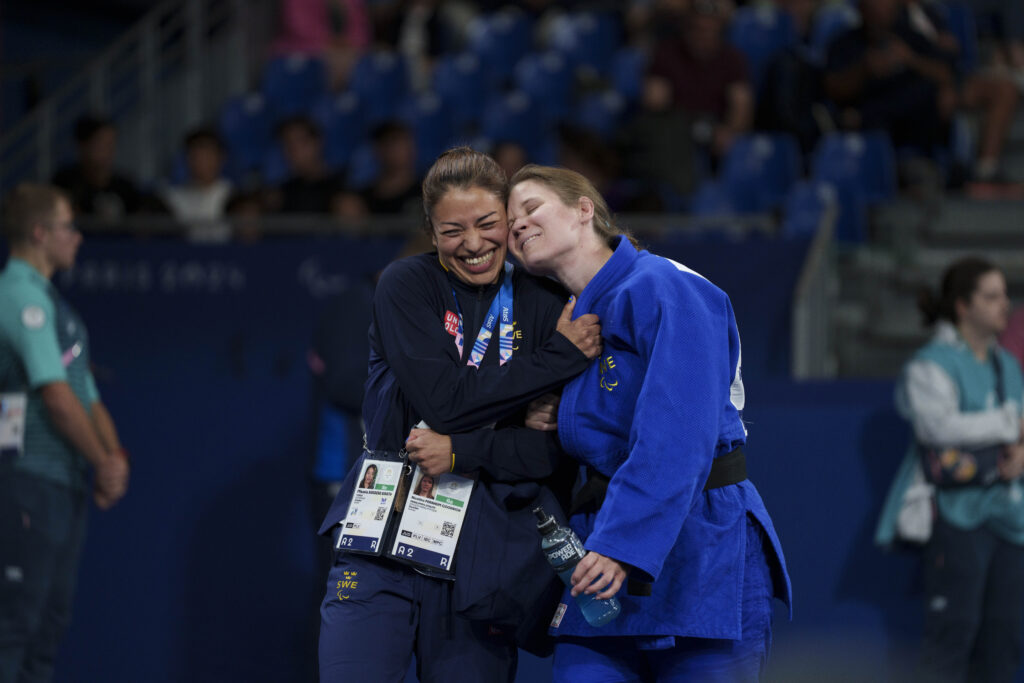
left=507, top=180, right=580, bottom=276
left=430, top=186, right=508, bottom=286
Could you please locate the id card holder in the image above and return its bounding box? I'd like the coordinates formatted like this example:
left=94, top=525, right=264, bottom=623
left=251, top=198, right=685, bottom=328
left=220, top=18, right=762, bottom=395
left=387, top=465, right=476, bottom=575
left=0, top=393, right=27, bottom=458
left=335, top=451, right=407, bottom=556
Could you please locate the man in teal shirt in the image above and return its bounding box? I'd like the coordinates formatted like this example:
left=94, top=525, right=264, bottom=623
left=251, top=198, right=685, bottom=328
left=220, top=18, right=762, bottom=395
left=0, top=183, right=129, bottom=682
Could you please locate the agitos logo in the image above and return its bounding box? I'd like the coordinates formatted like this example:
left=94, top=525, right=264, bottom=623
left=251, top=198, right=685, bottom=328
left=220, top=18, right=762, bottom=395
left=599, top=355, right=618, bottom=392
left=336, top=570, right=359, bottom=600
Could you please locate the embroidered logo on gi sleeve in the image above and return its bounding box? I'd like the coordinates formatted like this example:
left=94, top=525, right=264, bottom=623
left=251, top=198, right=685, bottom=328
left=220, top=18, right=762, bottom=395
left=599, top=354, right=618, bottom=391
left=550, top=603, right=567, bottom=628
left=336, top=570, right=359, bottom=600
left=21, top=306, right=45, bottom=329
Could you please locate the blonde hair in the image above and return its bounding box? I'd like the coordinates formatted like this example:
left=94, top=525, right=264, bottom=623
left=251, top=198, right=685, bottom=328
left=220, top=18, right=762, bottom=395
left=509, top=165, right=639, bottom=250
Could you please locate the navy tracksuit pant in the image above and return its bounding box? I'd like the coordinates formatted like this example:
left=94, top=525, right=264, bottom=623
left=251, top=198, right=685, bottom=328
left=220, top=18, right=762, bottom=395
left=319, top=553, right=516, bottom=683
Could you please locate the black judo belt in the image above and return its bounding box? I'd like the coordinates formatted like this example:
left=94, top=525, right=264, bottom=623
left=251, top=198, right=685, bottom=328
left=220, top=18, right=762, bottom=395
left=568, top=446, right=748, bottom=596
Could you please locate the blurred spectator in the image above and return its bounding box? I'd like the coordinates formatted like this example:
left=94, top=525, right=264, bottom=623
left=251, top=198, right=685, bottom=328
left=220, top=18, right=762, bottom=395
left=646, top=0, right=754, bottom=160
left=491, top=140, right=528, bottom=180
left=898, top=0, right=1020, bottom=185
left=756, top=0, right=831, bottom=153
left=270, top=116, right=346, bottom=214
left=397, top=1, right=474, bottom=91
left=824, top=0, right=954, bottom=153
left=357, top=121, right=422, bottom=215
left=617, top=104, right=697, bottom=209
left=625, top=0, right=691, bottom=47
left=272, top=0, right=371, bottom=87
left=1001, top=306, right=1024, bottom=369
left=226, top=191, right=265, bottom=242
left=365, top=0, right=404, bottom=48
left=161, top=128, right=233, bottom=243
left=557, top=125, right=629, bottom=211
left=966, top=0, right=1024, bottom=78
left=52, top=115, right=145, bottom=222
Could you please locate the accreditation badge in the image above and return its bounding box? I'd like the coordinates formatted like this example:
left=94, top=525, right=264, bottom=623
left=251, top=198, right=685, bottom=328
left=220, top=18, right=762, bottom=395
left=336, top=453, right=405, bottom=556
left=0, top=393, right=27, bottom=457
left=387, top=465, right=475, bottom=574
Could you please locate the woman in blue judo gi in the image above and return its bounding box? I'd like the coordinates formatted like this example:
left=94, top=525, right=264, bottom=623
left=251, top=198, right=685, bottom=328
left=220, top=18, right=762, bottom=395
left=505, top=165, right=792, bottom=681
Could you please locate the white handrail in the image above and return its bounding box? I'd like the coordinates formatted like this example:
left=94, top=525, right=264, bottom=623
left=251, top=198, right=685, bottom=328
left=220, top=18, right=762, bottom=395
left=0, top=0, right=257, bottom=192
left=791, top=203, right=838, bottom=379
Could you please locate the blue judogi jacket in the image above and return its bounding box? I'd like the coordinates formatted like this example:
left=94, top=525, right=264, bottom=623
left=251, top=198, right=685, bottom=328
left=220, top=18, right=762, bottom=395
left=553, top=237, right=792, bottom=640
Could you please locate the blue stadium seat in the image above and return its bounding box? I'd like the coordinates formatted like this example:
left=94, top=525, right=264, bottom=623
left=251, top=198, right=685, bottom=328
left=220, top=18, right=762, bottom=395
left=810, top=130, right=897, bottom=204
left=546, top=10, right=621, bottom=75
left=168, top=151, right=189, bottom=186
left=809, top=132, right=890, bottom=243
left=810, top=3, right=860, bottom=63
left=513, top=51, right=573, bottom=123
left=687, top=180, right=747, bottom=237
left=466, top=7, right=532, bottom=86
left=727, top=5, right=798, bottom=91
left=261, top=142, right=290, bottom=186
left=720, top=133, right=802, bottom=213
left=400, top=92, right=455, bottom=175
left=310, top=91, right=365, bottom=170
left=936, top=1, right=979, bottom=75
left=571, top=90, right=627, bottom=140
left=610, top=46, right=648, bottom=103
left=432, top=53, right=488, bottom=130
left=781, top=180, right=839, bottom=238
left=482, top=91, right=546, bottom=155
left=348, top=51, right=409, bottom=126
left=346, top=140, right=380, bottom=190
left=219, top=93, right=274, bottom=182
left=261, top=54, right=328, bottom=119
left=690, top=179, right=738, bottom=217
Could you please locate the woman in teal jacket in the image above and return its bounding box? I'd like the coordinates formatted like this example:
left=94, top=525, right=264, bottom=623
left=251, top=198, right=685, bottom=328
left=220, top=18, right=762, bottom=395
left=878, top=257, right=1024, bottom=682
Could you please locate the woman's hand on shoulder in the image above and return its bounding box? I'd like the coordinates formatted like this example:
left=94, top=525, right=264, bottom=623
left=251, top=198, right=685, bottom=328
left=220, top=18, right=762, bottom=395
left=405, top=428, right=452, bottom=477
left=556, top=298, right=602, bottom=360
left=570, top=551, right=629, bottom=601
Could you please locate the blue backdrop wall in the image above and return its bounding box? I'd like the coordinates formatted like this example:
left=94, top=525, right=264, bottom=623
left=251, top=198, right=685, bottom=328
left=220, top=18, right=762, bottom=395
left=42, top=235, right=938, bottom=682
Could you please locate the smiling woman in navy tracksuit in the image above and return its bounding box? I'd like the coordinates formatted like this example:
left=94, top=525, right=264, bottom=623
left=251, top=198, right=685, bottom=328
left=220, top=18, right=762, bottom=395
left=507, top=164, right=792, bottom=682
left=316, top=147, right=603, bottom=682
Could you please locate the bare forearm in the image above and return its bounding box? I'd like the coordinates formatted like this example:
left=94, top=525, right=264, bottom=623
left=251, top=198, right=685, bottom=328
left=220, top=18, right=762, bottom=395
left=724, top=83, right=754, bottom=133
left=41, top=383, right=111, bottom=468
left=90, top=401, right=122, bottom=453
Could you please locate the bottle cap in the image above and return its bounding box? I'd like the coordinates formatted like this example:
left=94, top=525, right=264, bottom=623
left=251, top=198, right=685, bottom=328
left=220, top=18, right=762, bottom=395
left=533, top=506, right=558, bottom=534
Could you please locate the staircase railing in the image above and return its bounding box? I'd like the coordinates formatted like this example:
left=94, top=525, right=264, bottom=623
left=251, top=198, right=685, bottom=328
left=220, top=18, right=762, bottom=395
left=0, top=0, right=255, bottom=192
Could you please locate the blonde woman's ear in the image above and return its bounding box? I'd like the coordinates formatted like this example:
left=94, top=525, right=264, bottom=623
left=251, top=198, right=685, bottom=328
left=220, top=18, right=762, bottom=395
left=578, top=196, right=595, bottom=224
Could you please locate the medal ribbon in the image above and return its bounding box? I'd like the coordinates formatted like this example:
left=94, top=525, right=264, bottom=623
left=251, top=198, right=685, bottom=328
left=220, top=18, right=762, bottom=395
left=451, top=262, right=514, bottom=368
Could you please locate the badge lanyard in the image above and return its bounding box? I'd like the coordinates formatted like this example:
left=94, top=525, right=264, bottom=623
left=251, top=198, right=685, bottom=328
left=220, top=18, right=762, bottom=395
left=451, top=262, right=514, bottom=368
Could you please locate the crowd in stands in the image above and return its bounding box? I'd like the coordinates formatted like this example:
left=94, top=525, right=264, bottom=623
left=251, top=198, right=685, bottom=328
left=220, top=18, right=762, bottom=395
left=50, top=0, right=1024, bottom=242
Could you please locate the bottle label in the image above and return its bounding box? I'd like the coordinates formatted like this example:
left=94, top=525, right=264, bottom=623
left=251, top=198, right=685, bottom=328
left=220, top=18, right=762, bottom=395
left=545, top=534, right=586, bottom=571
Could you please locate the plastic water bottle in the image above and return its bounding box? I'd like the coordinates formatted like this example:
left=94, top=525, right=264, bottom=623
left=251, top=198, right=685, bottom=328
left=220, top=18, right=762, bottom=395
left=534, top=507, right=621, bottom=627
